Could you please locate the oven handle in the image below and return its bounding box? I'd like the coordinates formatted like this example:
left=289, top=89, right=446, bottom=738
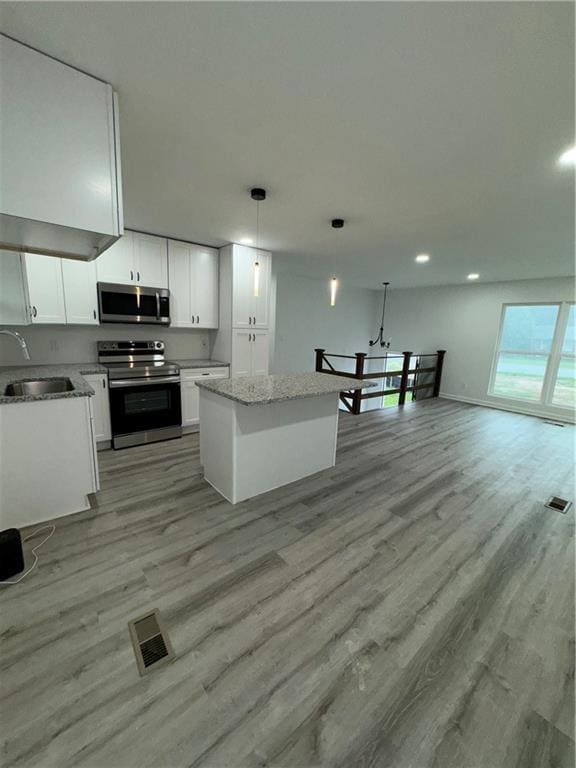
left=109, top=376, right=181, bottom=389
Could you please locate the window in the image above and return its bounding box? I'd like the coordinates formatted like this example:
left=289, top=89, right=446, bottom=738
left=490, top=302, right=575, bottom=410
left=552, top=304, right=575, bottom=409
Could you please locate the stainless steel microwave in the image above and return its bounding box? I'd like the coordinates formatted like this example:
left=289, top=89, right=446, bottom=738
left=97, top=283, right=171, bottom=325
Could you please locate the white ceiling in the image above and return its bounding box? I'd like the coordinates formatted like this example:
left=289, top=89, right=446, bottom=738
left=1, top=2, right=574, bottom=288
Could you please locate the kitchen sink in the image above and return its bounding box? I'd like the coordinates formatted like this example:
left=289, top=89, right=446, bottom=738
left=4, top=378, right=75, bottom=396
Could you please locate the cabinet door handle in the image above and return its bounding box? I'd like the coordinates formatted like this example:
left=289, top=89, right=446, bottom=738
left=137, top=271, right=140, bottom=282
left=32, top=306, right=37, bottom=318
left=102, top=379, right=106, bottom=389
left=191, top=315, right=195, bottom=324
left=196, top=315, right=200, bottom=324
left=130, top=270, right=134, bottom=281
left=249, top=316, right=252, bottom=325
left=93, top=309, right=97, bottom=320
left=253, top=316, right=256, bottom=324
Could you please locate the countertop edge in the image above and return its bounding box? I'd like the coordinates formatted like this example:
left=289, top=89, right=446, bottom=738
left=196, top=374, right=377, bottom=407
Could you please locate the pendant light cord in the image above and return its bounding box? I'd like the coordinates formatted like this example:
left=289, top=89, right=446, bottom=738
left=369, top=281, right=391, bottom=348
left=380, top=281, right=388, bottom=329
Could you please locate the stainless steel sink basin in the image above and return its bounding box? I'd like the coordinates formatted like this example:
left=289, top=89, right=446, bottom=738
left=4, top=378, right=74, bottom=396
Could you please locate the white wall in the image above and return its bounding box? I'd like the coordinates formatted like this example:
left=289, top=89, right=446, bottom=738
left=0, top=324, right=211, bottom=366
left=384, top=277, right=575, bottom=421
left=272, top=268, right=380, bottom=375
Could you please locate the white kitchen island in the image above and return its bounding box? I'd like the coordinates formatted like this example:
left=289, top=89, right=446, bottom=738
left=197, top=373, right=375, bottom=504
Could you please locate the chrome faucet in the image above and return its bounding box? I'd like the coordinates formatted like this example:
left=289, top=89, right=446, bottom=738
left=0, top=329, right=31, bottom=360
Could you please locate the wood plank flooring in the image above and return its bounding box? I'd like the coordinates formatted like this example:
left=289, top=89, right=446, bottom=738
left=1, top=398, right=574, bottom=767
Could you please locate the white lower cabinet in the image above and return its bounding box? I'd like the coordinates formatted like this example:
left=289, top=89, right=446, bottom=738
left=181, top=367, right=229, bottom=428
left=231, top=330, right=269, bottom=377
left=251, top=331, right=270, bottom=376
left=0, top=397, right=99, bottom=528
left=83, top=374, right=112, bottom=443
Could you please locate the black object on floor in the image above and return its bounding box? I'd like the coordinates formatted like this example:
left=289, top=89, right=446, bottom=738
left=0, top=528, right=25, bottom=581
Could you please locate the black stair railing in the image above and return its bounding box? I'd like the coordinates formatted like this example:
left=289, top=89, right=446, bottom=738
left=314, top=348, right=446, bottom=414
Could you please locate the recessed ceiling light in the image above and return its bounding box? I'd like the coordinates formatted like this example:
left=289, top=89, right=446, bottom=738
left=467, top=273, right=479, bottom=280
left=415, top=253, right=430, bottom=263
left=558, top=146, right=576, bottom=167
left=239, top=237, right=253, bottom=245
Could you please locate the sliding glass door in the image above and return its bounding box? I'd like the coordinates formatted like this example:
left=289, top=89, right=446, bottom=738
left=489, top=302, right=575, bottom=410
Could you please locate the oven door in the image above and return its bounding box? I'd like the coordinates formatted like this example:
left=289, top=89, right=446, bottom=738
left=98, top=283, right=170, bottom=324
left=108, top=377, right=182, bottom=438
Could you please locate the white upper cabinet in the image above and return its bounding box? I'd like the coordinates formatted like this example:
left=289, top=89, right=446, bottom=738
left=96, top=231, right=168, bottom=288
left=24, top=254, right=66, bottom=324
left=190, top=245, right=218, bottom=328
left=62, top=260, right=99, bottom=325
left=168, top=241, right=192, bottom=327
left=95, top=231, right=135, bottom=285
left=0, top=36, right=122, bottom=260
left=252, top=253, right=271, bottom=329
left=133, top=232, right=168, bottom=288
left=0, top=251, right=29, bottom=325
left=168, top=240, right=218, bottom=329
left=231, top=246, right=271, bottom=328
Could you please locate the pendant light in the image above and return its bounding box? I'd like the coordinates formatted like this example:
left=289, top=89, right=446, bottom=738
left=251, top=188, right=266, bottom=297
left=330, top=276, right=338, bottom=307
left=369, top=281, right=391, bottom=348
left=329, top=218, right=344, bottom=306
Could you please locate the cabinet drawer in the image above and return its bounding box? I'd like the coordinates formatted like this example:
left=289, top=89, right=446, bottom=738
left=180, top=367, right=229, bottom=380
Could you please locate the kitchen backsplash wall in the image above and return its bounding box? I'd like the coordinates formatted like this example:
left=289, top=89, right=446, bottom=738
left=0, top=325, right=212, bottom=366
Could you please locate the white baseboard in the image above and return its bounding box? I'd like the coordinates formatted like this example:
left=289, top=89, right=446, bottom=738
left=439, top=392, right=575, bottom=424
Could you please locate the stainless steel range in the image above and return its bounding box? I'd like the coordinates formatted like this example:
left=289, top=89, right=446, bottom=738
left=98, top=340, right=182, bottom=449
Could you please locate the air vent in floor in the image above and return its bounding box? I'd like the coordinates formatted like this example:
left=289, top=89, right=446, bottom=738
left=128, top=609, right=174, bottom=676
left=544, top=497, right=572, bottom=514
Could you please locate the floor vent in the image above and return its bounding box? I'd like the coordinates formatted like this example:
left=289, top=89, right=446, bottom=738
left=544, top=497, right=572, bottom=514
left=128, top=609, right=174, bottom=676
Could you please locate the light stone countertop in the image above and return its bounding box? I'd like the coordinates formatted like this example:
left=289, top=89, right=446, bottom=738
left=0, top=358, right=230, bottom=405
left=0, top=363, right=107, bottom=405
left=195, top=372, right=377, bottom=406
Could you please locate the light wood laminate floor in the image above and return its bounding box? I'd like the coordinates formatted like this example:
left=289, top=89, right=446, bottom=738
left=1, top=399, right=574, bottom=768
